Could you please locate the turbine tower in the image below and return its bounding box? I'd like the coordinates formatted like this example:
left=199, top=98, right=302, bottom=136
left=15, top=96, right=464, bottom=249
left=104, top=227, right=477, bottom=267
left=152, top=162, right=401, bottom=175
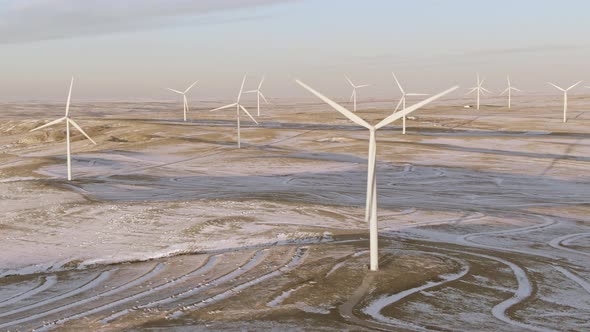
left=167, top=81, right=198, bottom=122
left=548, top=81, right=582, bottom=123
left=467, top=73, right=491, bottom=110
left=210, top=76, right=259, bottom=148
left=392, top=72, right=428, bottom=135
left=29, top=77, right=97, bottom=181
left=500, top=76, right=521, bottom=109
left=346, top=76, right=370, bottom=112
left=296, top=79, right=458, bottom=271
left=245, top=76, right=269, bottom=116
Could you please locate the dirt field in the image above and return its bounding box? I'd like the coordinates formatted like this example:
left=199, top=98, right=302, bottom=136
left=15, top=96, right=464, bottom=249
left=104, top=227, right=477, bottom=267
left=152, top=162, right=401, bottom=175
left=0, top=93, right=589, bottom=331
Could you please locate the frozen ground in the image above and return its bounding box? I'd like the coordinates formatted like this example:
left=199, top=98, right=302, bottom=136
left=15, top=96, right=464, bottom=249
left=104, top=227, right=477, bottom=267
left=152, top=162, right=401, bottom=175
left=0, top=94, right=589, bottom=331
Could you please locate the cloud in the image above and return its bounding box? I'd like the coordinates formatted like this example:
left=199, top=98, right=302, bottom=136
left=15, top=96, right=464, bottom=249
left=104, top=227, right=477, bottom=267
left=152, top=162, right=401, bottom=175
left=0, top=0, right=296, bottom=44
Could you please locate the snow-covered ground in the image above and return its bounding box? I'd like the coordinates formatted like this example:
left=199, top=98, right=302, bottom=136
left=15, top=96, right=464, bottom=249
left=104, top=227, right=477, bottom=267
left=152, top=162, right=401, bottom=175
left=0, top=96, right=588, bottom=330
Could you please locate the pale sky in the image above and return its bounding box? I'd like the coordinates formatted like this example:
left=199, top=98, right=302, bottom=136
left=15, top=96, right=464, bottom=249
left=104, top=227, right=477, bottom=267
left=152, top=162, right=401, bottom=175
left=1, top=0, right=589, bottom=101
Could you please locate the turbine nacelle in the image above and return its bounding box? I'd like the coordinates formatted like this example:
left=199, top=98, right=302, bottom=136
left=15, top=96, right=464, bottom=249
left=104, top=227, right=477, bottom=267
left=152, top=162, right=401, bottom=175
left=345, top=75, right=371, bottom=112
left=166, top=81, right=198, bottom=122
left=244, top=76, right=270, bottom=116
left=392, top=72, right=429, bottom=134
left=548, top=80, right=583, bottom=123
left=296, top=78, right=458, bottom=271
left=29, top=77, right=97, bottom=181
left=210, top=75, right=259, bottom=148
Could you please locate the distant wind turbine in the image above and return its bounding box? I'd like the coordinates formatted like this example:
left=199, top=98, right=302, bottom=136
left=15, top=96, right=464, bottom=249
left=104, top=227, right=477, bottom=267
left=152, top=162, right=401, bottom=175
left=29, top=77, right=97, bottom=181
left=245, top=76, right=269, bottom=116
left=467, top=73, right=491, bottom=110
left=296, top=79, right=458, bottom=271
left=346, top=76, right=370, bottom=112
left=548, top=81, right=582, bottom=123
left=392, top=73, right=429, bottom=135
left=500, top=76, right=521, bottom=110
left=167, top=81, right=198, bottom=122
left=210, top=75, right=259, bottom=148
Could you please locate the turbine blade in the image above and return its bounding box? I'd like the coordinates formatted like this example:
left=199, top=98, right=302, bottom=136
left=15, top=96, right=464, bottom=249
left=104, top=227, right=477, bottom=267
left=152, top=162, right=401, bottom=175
left=184, top=81, right=198, bottom=94
left=296, top=79, right=372, bottom=130
left=349, top=89, right=355, bottom=102
left=167, top=88, right=184, bottom=94
left=30, top=117, right=66, bottom=132
left=258, top=76, right=265, bottom=90
left=376, top=86, right=459, bottom=130
left=394, top=98, right=403, bottom=112
left=357, top=84, right=371, bottom=88
left=512, top=87, right=522, bottom=92
left=210, top=103, right=237, bottom=112
left=567, top=81, right=583, bottom=91
left=239, top=104, right=259, bottom=124
left=68, top=119, right=97, bottom=145
left=392, top=72, right=404, bottom=94
left=237, top=75, right=247, bottom=102
left=548, top=83, right=565, bottom=92
left=345, top=75, right=355, bottom=87
left=406, top=93, right=429, bottom=96
left=243, top=90, right=257, bottom=94
left=482, top=87, right=493, bottom=94
left=365, top=136, right=376, bottom=222
left=466, top=88, right=477, bottom=95
left=259, top=92, right=270, bottom=104
left=500, top=88, right=509, bottom=96
left=65, top=77, right=74, bottom=117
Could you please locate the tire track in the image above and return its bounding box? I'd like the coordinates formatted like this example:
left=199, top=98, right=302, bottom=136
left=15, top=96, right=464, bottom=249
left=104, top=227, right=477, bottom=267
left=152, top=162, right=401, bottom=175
left=0, top=278, right=42, bottom=304
left=0, top=276, right=57, bottom=308
left=549, top=233, right=590, bottom=257
left=553, top=266, right=590, bottom=294
left=100, top=249, right=269, bottom=323
left=167, top=247, right=308, bottom=319
left=0, top=270, right=113, bottom=319
left=2, top=264, right=162, bottom=331
left=417, top=244, right=555, bottom=332
left=457, top=215, right=559, bottom=259
left=35, top=257, right=215, bottom=331
left=360, top=252, right=468, bottom=331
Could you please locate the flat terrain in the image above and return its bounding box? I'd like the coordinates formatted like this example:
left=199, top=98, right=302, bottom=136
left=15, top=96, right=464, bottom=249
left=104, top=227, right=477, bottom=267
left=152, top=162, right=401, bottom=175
left=0, top=93, right=589, bottom=331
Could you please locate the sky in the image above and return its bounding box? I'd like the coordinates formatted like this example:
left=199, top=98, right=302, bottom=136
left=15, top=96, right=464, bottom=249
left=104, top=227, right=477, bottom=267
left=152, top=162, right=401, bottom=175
left=1, top=0, right=590, bottom=101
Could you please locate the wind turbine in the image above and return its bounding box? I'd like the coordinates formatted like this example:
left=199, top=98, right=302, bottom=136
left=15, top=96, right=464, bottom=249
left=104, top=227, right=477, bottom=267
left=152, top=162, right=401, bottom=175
left=392, top=72, right=429, bottom=135
left=29, top=77, right=97, bottom=181
left=296, top=79, right=458, bottom=271
left=346, top=76, right=370, bottom=112
left=500, top=76, right=521, bottom=109
left=210, top=75, right=259, bottom=148
left=244, top=76, right=269, bottom=116
left=167, top=81, right=198, bottom=122
left=548, top=81, right=582, bottom=123
left=467, top=73, right=491, bottom=110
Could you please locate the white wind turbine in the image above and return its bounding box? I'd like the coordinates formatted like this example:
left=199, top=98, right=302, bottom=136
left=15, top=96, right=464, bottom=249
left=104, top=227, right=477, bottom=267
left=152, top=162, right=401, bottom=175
left=296, top=79, right=458, bottom=271
left=210, top=76, right=259, bottom=148
left=29, top=77, right=97, bottom=181
left=548, top=81, right=583, bottom=123
left=245, top=76, right=269, bottom=116
left=167, top=81, right=198, bottom=122
left=392, top=73, right=429, bottom=135
left=500, top=76, right=521, bottom=109
left=346, top=76, right=371, bottom=112
left=467, top=73, right=491, bottom=110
